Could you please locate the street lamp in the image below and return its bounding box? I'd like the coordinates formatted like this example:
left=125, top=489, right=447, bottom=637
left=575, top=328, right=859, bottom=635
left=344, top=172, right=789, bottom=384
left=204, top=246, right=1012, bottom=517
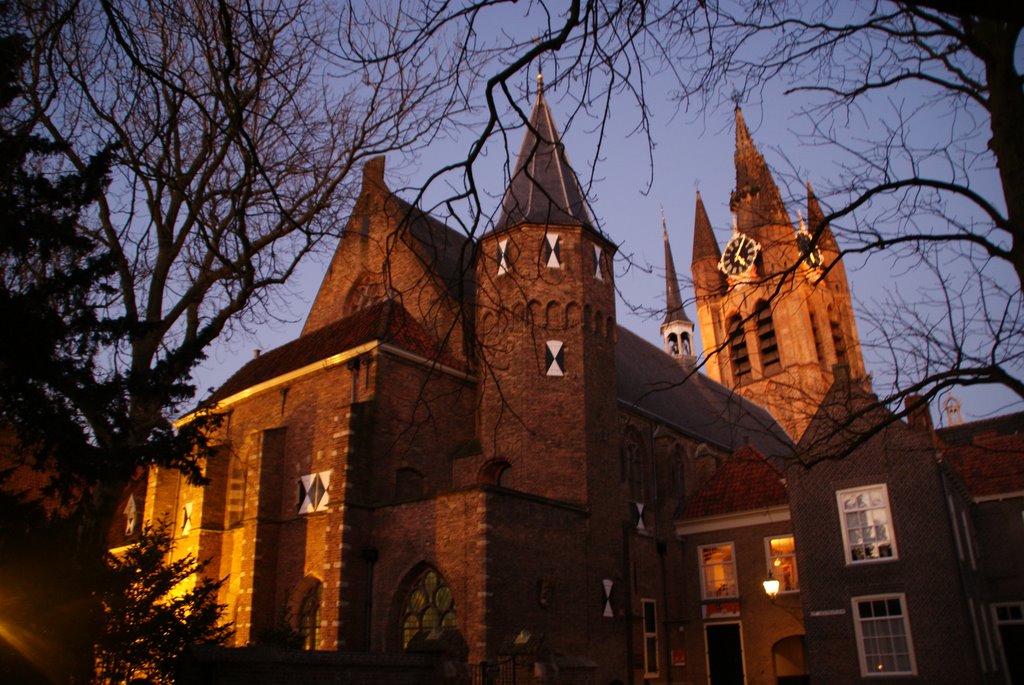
left=762, top=571, right=780, bottom=600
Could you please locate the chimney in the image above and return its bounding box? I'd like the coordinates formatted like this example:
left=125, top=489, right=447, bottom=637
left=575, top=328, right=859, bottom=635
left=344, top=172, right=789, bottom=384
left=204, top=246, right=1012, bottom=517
left=905, top=394, right=934, bottom=433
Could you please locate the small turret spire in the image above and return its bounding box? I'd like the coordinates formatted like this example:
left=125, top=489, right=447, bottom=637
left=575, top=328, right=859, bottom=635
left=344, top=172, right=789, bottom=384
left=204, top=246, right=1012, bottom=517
left=806, top=180, right=838, bottom=252
left=661, top=210, right=696, bottom=362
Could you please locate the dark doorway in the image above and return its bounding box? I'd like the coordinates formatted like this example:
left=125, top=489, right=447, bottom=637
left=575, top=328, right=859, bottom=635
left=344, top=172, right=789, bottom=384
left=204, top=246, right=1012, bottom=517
left=706, top=623, right=745, bottom=685
left=1000, top=623, right=1024, bottom=684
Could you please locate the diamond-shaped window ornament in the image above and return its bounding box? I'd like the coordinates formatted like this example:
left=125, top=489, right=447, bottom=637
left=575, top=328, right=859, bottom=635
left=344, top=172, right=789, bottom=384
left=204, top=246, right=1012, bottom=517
left=543, top=234, right=561, bottom=268
left=545, top=340, right=564, bottom=377
left=497, top=239, right=510, bottom=275
left=593, top=245, right=603, bottom=280
left=299, top=471, right=332, bottom=514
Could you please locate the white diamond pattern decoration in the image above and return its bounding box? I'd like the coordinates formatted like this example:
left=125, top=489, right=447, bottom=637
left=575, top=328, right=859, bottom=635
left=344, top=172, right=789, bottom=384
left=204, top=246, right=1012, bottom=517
left=634, top=502, right=646, bottom=532
left=544, top=233, right=561, bottom=268
left=545, top=340, right=564, bottom=377
left=124, top=495, right=137, bottom=536
left=299, top=471, right=332, bottom=514
left=181, top=501, right=193, bottom=535
left=497, top=239, right=509, bottom=275
left=602, top=579, right=614, bottom=618
left=594, top=245, right=603, bottom=280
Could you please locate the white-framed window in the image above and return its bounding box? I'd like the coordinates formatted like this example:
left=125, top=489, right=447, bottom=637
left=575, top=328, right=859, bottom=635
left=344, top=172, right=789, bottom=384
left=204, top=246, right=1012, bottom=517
left=298, top=470, right=332, bottom=514
left=641, top=598, right=659, bottom=678
left=837, top=484, right=897, bottom=563
left=852, top=593, right=916, bottom=676
left=765, top=535, right=799, bottom=593
left=699, top=543, right=738, bottom=600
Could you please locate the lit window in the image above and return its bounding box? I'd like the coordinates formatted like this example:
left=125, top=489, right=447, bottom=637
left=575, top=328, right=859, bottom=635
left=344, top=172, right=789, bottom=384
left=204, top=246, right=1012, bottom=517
left=641, top=599, right=659, bottom=678
left=124, top=495, right=137, bottom=536
left=699, top=543, right=738, bottom=599
left=837, top=485, right=897, bottom=563
left=298, top=581, right=322, bottom=650
left=765, top=535, right=799, bottom=592
left=852, top=594, right=916, bottom=676
left=298, top=471, right=331, bottom=514
left=401, top=569, right=457, bottom=649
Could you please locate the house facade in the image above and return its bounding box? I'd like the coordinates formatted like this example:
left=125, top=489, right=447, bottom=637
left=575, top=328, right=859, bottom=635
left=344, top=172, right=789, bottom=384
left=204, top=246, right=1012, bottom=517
left=115, top=88, right=1023, bottom=685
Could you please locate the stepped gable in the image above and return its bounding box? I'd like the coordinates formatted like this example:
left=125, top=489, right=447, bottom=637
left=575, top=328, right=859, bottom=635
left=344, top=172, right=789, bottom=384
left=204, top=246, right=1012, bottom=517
left=663, top=217, right=692, bottom=326
left=939, top=411, right=1024, bottom=498
left=493, top=88, right=596, bottom=233
left=208, top=300, right=454, bottom=404
left=680, top=447, right=788, bottom=519
left=615, top=327, right=793, bottom=457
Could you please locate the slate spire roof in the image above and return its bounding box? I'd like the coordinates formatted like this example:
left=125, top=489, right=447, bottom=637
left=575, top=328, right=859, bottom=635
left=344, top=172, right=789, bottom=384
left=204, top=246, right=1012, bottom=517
left=805, top=180, right=838, bottom=252
left=691, top=190, right=720, bottom=263
left=662, top=211, right=692, bottom=326
left=730, top=107, right=790, bottom=237
left=494, top=86, right=596, bottom=232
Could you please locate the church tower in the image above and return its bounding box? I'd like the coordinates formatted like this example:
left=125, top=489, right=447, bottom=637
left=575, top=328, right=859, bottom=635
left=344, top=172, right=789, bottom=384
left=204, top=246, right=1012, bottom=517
left=690, top=107, right=865, bottom=440
left=660, top=211, right=696, bottom=367
left=474, top=79, right=619, bottom=505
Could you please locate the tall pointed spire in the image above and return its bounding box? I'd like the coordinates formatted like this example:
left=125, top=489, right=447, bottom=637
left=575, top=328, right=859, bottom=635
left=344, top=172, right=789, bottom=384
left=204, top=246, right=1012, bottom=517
left=494, top=85, right=595, bottom=232
left=730, top=107, right=790, bottom=237
left=691, top=191, right=720, bottom=263
left=662, top=209, right=691, bottom=326
left=806, top=181, right=837, bottom=252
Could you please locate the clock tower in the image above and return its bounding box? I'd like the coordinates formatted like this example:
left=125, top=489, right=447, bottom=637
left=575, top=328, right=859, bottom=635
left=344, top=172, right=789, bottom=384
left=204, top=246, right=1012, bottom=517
left=690, top=107, right=866, bottom=440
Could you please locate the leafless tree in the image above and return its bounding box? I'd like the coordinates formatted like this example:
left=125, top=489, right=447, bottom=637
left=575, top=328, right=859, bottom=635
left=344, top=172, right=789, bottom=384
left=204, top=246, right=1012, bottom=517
left=339, top=0, right=1021, bottom=447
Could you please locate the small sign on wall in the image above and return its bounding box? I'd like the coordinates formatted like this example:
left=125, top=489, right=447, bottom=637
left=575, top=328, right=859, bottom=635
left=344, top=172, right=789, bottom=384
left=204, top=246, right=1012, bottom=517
left=672, top=649, right=686, bottom=667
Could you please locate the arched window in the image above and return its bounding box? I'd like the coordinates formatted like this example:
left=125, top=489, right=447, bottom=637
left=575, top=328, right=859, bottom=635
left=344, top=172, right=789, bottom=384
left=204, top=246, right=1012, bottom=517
left=829, top=306, right=848, bottom=366
left=727, top=315, right=751, bottom=382
left=755, top=301, right=780, bottom=373
left=478, top=459, right=513, bottom=489
left=809, top=310, right=827, bottom=370
left=623, top=434, right=645, bottom=503
left=298, top=580, right=322, bottom=650
left=401, top=568, right=457, bottom=649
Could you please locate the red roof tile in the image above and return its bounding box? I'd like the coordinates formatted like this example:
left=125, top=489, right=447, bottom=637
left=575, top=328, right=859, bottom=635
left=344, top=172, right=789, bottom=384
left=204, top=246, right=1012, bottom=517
left=944, top=434, right=1024, bottom=498
left=680, top=447, right=789, bottom=519
left=208, top=301, right=459, bottom=403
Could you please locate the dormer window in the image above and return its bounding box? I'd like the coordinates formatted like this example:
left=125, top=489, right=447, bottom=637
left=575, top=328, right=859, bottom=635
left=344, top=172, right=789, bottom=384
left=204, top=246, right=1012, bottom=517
left=543, top=233, right=561, bottom=268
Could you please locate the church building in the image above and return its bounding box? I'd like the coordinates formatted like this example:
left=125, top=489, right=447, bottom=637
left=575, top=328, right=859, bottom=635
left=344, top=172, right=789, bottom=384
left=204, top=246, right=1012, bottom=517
left=122, top=85, right=1022, bottom=685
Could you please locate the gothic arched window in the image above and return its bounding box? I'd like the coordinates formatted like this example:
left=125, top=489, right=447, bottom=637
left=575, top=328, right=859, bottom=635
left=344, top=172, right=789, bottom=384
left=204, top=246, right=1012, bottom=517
left=623, top=434, right=645, bottom=503
left=401, top=568, right=457, bottom=649
left=298, top=580, right=322, bottom=650
left=755, top=301, right=780, bottom=374
left=829, top=306, right=848, bottom=366
left=727, top=315, right=751, bottom=382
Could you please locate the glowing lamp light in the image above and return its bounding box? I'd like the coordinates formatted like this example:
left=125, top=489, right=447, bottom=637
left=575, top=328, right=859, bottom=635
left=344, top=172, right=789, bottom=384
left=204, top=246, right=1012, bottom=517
left=762, top=572, right=781, bottom=600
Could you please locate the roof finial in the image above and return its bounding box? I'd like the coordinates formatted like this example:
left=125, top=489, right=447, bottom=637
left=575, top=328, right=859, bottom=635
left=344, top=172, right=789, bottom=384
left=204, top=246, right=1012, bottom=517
left=660, top=204, right=668, bottom=238
left=798, top=209, right=806, bottom=232
left=537, top=71, right=544, bottom=94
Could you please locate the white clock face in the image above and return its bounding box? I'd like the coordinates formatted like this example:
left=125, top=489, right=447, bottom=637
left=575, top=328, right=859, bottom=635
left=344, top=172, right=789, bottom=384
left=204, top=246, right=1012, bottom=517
left=720, top=233, right=760, bottom=276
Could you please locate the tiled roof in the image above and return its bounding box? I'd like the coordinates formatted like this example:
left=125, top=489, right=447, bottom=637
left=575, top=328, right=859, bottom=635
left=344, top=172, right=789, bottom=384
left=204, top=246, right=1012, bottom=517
left=680, top=447, right=788, bottom=519
left=615, top=327, right=793, bottom=457
left=207, top=301, right=455, bottom=404
left=939, top=412, right=1024, bottom=498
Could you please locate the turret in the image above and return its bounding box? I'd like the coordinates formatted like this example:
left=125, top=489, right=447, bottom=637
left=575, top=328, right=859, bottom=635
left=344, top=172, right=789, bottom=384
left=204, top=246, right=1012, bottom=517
left=661, top=210, right=696, bottom=365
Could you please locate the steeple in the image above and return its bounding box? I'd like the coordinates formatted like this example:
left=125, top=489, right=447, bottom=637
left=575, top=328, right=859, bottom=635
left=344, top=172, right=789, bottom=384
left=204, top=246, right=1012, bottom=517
left=495, top=85, right=595, bottom=232
left=806, top=181, right=838, bottom=252
left=730, top=107, right=790, bottom=239
left=661, top=211, right=696, bottom=362
left=691, top=191, right=721, bottom=263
